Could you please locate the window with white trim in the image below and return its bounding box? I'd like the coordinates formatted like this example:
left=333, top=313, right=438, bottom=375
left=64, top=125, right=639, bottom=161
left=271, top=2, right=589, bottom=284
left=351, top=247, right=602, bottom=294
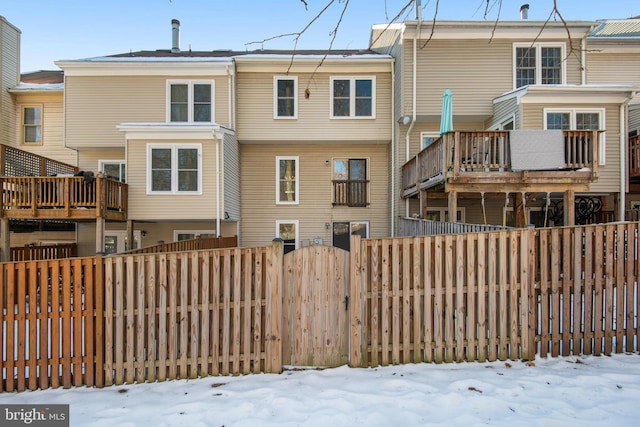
left=173, top=230, right=216, bottom=241
left=421, top=132, right=440, bottom=150
left=544, top=108, right=605, bottom=165
left=330, top=76, right=375, bottom=118
left=274, top=76, right=297, bottom=118
left=276, top=220, right=298, bottom=254
left=99, top=160, right=126, bottom=182
left=22, top=105, right=42, bottom=144
left=332, top=221, right=369, bottom=251
left=147, top=144, right=202, bottom=194
left=167, top=80, right=214, bottom=122
left=276, top=156, right=299, bottom=204
left=514, top=43, right=564, bottom=88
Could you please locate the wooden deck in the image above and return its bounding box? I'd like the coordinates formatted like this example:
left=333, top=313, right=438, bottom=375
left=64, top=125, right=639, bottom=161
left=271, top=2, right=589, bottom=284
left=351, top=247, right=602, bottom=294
left=1, top=176, right=127, bottom=221
left=402, top=130, right=600, bottom=198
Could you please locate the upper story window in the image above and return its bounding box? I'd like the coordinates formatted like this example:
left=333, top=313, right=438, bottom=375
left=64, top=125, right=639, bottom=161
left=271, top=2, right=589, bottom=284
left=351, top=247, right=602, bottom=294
left=167, top=80, right=214, bottom=123
left=22, top=105, right=42, bottom=144
left=276, top=156, right=299, bottom=204
left=147, top=144, right=202, bottom=194
left=274, top=76, right=298, bottom=119
left=332, top=158, right=369, bottom=207
left=514, top=44, right=564, bottom=88
left=99, top=160, right=126, bottom=182
left=544, top=108, right=605, bottom=165
left=330, top=76, right=375, bottom=118
left=421, top=132, right=440, bottom=150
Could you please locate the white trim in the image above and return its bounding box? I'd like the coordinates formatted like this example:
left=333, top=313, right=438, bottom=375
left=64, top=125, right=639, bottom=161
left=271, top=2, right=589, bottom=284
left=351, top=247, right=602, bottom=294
left=329, top=76, right=376, bottom=119
left=146, top=143, right=203, bottom=195
left=166, top=79, right=215, bottom=123
left=173, top=229, right=216, bottom=241
left=543, top=107, right=606, bottom=165
left=273, top=76, right=298, bottom=119
left=99, top=159, right=126, bottom=182
left=20, top=104, right=43, bottom=145
left=420, top=132, right=440, bottom=149
left=276, top=156, right=300, bottom=205
left=513, top=42, right=566, bottom=89
left=276, top=220, right=299, bottom=252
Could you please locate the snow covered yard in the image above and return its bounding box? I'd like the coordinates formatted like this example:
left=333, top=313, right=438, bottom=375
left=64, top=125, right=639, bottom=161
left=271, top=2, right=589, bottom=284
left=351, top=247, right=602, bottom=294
left=1, top=354, right=639, bottom=426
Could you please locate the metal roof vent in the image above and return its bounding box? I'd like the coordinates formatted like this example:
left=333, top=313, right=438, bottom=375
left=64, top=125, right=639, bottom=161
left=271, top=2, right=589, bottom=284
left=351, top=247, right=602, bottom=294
left=520, top=4, right=529, bottom=20
left=171, top=19, right=180, bottom=53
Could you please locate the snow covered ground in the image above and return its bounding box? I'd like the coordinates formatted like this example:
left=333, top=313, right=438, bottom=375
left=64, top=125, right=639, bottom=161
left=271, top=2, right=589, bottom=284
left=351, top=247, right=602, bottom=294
left=1, top=354, right=639, bottom=426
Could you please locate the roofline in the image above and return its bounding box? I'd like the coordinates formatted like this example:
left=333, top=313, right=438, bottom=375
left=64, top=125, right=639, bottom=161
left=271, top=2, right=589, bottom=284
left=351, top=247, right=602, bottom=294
left=494, top=84, right=640, bottom=104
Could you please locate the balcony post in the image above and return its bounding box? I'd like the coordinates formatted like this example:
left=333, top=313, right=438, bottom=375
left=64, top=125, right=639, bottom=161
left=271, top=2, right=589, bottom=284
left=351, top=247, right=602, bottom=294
left=448, top=190, right=458, bottom=223
left=1, top=217, right=9, bottom=262
left=564, top=190, right=575, bottom=226
left=96, top=217, right=105, bottom=254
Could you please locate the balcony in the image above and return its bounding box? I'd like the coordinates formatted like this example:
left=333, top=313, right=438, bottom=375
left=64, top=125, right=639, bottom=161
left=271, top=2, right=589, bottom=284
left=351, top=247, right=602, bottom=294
left=1, top=176, right=127, bottom=221
left=332, top=180, right=369, bottom=207
left=402, top=130, right=600, bottom=197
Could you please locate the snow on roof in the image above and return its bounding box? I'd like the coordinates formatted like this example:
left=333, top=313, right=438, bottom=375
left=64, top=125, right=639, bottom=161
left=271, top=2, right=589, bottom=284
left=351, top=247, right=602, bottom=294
left=11, top=83, right=64, bottom=91
left=589, top=18, right=640, bottom=38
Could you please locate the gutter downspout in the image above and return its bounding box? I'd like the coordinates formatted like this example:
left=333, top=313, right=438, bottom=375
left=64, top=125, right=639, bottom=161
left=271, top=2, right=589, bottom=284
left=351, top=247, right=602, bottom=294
left=216, top=139, right=221, bottom=237
left=405, top=18, right=421, bottom=218
left=581, top=37, right=587, bottom=84
left=391, top=60, right=396, bottom=237
left=227, top=63, right=235, bottom=129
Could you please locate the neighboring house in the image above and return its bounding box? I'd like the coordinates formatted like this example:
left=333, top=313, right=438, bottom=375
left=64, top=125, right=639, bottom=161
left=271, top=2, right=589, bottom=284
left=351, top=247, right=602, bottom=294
left=371, top=17, right=640, bottom=228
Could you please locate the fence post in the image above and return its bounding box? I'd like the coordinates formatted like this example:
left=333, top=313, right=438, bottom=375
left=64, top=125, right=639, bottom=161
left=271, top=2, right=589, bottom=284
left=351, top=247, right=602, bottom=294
left=94, top=254, right=105, bottom=387
left=521, top=226, right=536, bottom=360
left=265, top=238, right=283, bottom=373
left=349, top=234, right=364, bottom=367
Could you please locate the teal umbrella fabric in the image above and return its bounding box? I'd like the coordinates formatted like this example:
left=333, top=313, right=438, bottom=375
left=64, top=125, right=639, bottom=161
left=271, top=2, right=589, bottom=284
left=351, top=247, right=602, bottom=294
left=439, top=88, right=453, bottom=136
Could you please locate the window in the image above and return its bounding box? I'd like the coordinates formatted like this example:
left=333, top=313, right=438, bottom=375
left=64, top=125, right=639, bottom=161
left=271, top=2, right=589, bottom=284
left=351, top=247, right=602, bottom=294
left=276, top=220, right=298, bottom=254
left=544, top=108, right=605, bottom=164
left=424, top=208, right=465, bottom=222
left=421, top=132, right=440, bottom=150
left=332, top=158, right=368, bottom=207
left=274, top=76, right=297, bottom=118
left=173, top=230, right=216, bottom=241
left=276, top=156, right=299, bottom=204
left=332, top=221, right=368, bottom=251
left=330, top=77, right=375, bottom=118
left=22, top=105, right=42, bottom=144
left=514, top=44, right=564, bottom=88
left=167, top=80, right=214, bottom=122
left=99, top=160, right=126, bottom=182
left=147, top=144, right=202, bottom=194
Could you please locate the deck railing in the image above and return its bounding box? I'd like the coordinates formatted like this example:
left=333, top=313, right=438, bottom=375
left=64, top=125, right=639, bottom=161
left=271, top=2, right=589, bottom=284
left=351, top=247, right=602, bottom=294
left=0, top=176, right=127, bottom=220
left=402, top=130, right=600, bottom=197
left=332, top=180, right=369, bottom=207
left=120, top=236, right=238, bottom=255
left=10, top=243, right=77, bottom=261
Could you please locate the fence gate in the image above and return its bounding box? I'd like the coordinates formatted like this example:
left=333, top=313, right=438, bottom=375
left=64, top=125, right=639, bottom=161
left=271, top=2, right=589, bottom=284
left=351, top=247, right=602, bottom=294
left=282, top=245, right=350, bottom=367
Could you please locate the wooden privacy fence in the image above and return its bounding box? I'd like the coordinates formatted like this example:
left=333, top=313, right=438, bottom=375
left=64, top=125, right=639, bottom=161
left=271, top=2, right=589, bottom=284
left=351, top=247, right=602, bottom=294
left=10, top=244, right=78, bottom=262
left=2, top=223, right=640, bottom=392
left=120, top=236, right=238, bottom=255
left=0, top=242, right=282, bottom=392
left=349, top=223, right=640, bottom=367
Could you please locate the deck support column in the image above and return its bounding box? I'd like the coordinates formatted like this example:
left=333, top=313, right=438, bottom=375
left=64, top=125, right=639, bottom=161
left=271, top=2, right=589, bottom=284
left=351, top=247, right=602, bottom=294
left=96, top=217, right=105, bottom=254
left=1, top=217, right=9, bottom=262
left=448, top=190, right=458, bottom=223
left=420, top=190, right=428, bottom=219
left=564, top=190, right=575, bottom=226
left=126, top=220, right=134, bottom=251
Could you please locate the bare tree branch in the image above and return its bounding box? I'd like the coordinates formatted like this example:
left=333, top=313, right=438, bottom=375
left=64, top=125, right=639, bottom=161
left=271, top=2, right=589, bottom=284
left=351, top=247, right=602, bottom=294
left=369, top=0, right=415, bottom=49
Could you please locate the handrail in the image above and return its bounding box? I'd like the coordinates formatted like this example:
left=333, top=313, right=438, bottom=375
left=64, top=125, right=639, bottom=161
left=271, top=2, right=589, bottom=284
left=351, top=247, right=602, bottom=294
left=0, top=143, right=77, bottom=177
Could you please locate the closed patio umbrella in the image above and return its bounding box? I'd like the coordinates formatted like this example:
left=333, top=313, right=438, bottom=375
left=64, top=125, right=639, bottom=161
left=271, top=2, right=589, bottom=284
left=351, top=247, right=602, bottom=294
left=440, top=88, right=453, bottom=136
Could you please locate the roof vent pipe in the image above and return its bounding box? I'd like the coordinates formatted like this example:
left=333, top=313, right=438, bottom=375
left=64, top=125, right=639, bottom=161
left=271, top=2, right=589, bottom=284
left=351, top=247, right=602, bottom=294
left=520, top=4, right=529, bottom=20
left=416, top=0, right=422, bottom=21
left=171, top=19, right=180, bottom=53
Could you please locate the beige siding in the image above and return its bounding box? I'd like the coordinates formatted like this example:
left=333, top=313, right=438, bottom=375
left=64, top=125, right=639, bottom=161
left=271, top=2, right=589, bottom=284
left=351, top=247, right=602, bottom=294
left=587, top=52, right=640, bottom=85
left=125, top=138, right=220, bottom=220
left=223, top=132, right=240, bottom=220
left=1, top=18, right=20, bottom=148
left=14, top=92, right=77, bottom=166
left=521, top=103, right=622, bottom=193
left=236, top=71, right=391, bottom=142
left=405, top=38, right=583, bottom=119
left=491, top=97, right=519, bottom=129
left=10, top=231, right=76, bottom=248
left=240, top=144, right=389, bottom=248
left=64, top=75, right=232, bottom=149
left=77, top=148, right=125, bottom=172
